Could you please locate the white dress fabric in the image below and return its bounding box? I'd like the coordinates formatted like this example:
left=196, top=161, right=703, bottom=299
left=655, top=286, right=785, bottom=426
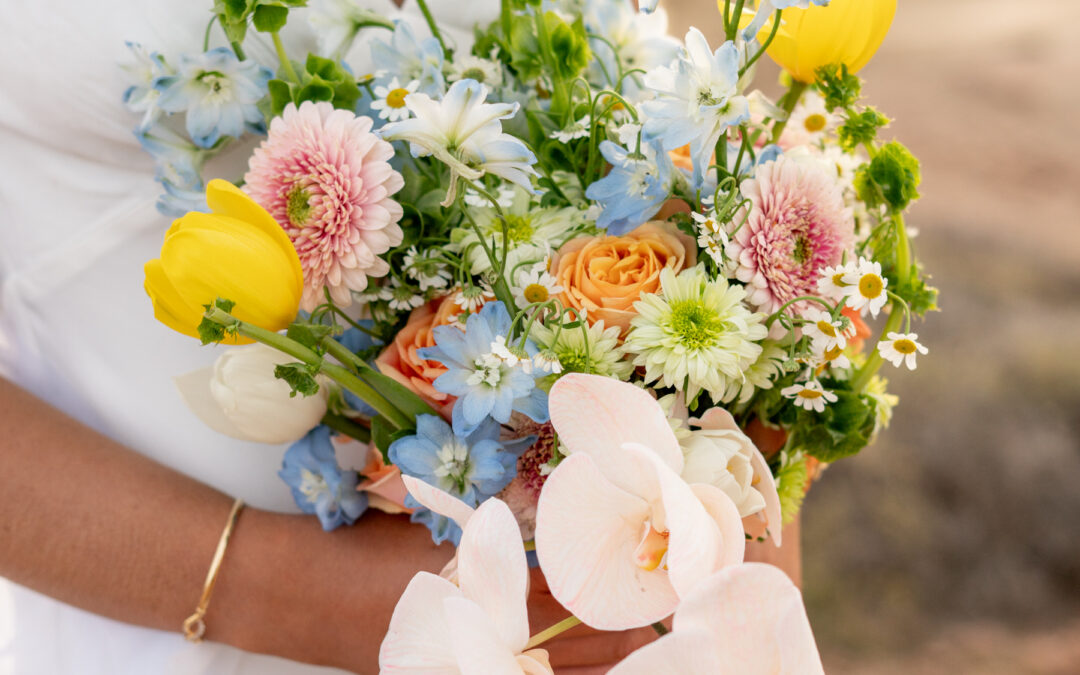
left=0, top=1, right=496, bottom=673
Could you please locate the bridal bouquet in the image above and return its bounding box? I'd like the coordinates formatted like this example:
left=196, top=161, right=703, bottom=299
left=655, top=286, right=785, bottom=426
left=129, top=0, right=928, bottom=670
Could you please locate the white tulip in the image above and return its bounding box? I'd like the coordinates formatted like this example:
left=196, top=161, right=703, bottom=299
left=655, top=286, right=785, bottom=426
left=175, top=343, right=329, bottom=444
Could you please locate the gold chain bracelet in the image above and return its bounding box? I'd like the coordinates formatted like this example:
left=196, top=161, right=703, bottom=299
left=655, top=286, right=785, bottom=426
left=183, top=498, right=245, bottom=642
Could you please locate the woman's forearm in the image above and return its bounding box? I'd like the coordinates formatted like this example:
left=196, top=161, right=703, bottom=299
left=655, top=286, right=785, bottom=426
left=0, top=377, right=454, bottom=670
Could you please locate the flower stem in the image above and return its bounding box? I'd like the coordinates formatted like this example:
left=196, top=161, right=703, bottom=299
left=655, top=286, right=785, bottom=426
left=524, top=615, right=582, bottom=650
left=203, top=308, right=414, bottom=430
left=771, top=79, right=808, bottom=143
left=740, top=10, right=782, bottom=77
left=271, top=31, right=300, bottom=84
left=651, top=621, right=670, bottom=636
left=321, top=411, right=371, bottom=443
left=726, top=0, right=747, bottom=42
left=415, top=0, right=448, bottom=58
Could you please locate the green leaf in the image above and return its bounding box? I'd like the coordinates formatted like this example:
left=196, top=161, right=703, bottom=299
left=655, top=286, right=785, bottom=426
left=861, top=141, right=922, bottom=212
left=789, top=390, right=877, bottom=462
left=267, top=78, right=295, bottom=116
left=298, top=55, right=362, bottom=111
left=775, top=456, right=809, bottom=525
left=547, top=13, right=590, bottom=82
left=286, top=322, right=336, bottom=351
left=508, top=15, right=542, bottom=82
left=814, top=63, right=862, bottom=111
left=894, top=267, right=940, bottom=316
left=196, top=298, right=237, bottom=345
left=838, top=108, right=889, bottom=152
left=370, top=415, right=394, bottom=463
left=297, top=79, right=335, bottom=103
left=274, top=362, right=321, bottom=398
left=253, top=3, right=289, bottom=32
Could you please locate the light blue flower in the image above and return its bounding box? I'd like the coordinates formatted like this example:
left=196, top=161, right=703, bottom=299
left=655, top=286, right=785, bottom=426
left=642, top=29, right=750, bottom=186
left=370, top=20, right=445, bottom=97
left=154, top=47, right=271, bottom=148
left=120, top=42, right=172, bottom=131
left=280, top=426, right=368, bottom=531
left=156, top=179, right=209, bottom=217
left=584, top=139, right=674, bottom=235
left=583, top=0, right=680, bottom=92
left=418, top=301, right=549, bottom=436
left=694, top=142, right=784, bottom=198
left=389, top=414, right=533, bottom=545
left=136, top=123, right=209, bottom=216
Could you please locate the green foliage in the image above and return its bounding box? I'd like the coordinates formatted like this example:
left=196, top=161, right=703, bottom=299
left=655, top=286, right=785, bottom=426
left=548, top=14, right=590, bottom=83
left=197, top=297, right=237, bottom=345
left=252, top=4, right=289, bottom=33
left=775, top=456, right=809, bottom=525
left=286, top=321, right=336, bottom=352
left=894, top=267, right=940, bottom=316
left=789, top=389, right=878, bottom=463
left=274, top=362, right=321, bottom=398
left=815, top=63, right=862, bottom=112
left=214, top=0, right=307, bottom=44
left=371, top=415, right=414, bottom=463
left=268, top=54, right=361, bottom=116
left=856, top=142, right=922, bottom=212
left=507, top=16, right=542, bottom=82
left=838, top=108, right=889, bottom=151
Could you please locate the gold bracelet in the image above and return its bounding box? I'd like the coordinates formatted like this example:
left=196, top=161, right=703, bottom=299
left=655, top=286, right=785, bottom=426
left=183, top=498, right=245, bottom=642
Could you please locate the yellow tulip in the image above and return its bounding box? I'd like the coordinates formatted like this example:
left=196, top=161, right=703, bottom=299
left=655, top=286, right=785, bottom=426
left=144, top=179, right=304, bottom=343
left=751, top=0, right=897, bottom=84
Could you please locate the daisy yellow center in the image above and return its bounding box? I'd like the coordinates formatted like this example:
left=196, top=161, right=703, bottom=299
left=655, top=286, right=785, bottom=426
left=461, top=67, right=487, bottom=82
left=386, top=87, right=410, bottom=108
left=286, top=183, right=313, bottom=226
left=668, top=300, right=723, bottom=350
left=858, top=273, right=884, bottom=299
left=816, top=320, right=838, bottom=338
left=798, top=389, right=825, bottom=400
left=893, top=339, right=918, bottom=354
left=832, top=272, right=846, bottom=286
left=823, top=345, right=843, bottom=361
left=804, top=113, right=827, bottom=132
left=523, top=283, right=550, bottom=304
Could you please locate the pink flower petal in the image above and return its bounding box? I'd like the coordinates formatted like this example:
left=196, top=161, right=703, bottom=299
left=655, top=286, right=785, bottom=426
left=401, top=474, right=475, bottom=529
left=607, top=629, right=724, bottom=675
left=378, top=572, right=462, bottom=674
left=690, top=483, right=747, bottom=568
left=444, top=597, right=532, bottom=674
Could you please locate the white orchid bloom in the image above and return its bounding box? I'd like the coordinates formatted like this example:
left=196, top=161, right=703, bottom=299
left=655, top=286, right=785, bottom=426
left=379, top=492, right=553, bottom=674
left=379, top=79, right=537, bottom=205
left=534, top=374, right=746, bottom=631
left=610, top=563, right=824, bottom=674
left=174, top=343, right=328, bottom=444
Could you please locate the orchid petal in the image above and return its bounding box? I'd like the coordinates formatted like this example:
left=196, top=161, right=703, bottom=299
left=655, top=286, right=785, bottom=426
left=690, top=483, right=747, bottom=568
left=401, top=474, right=476, bottom=529
left=444, top=597, right=527, bottom=675
left=749, top=446, right=784, bottom=546
left=607, top=628, right=724, bottom=675
left=549, top=373, right=684, bottom=479
left=534, top=453, right=678, bottom=630
left=378, top=572, right=461, bottom=674
left=457, top=499, right=530, bottom=652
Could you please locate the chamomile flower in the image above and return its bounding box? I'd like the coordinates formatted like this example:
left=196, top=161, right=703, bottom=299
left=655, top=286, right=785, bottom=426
left=386, top=278, right=425, bottom=312
left=626, top=266, right=768, bottom=401
left=531, top=351, right=564, bottom=375
left=529, top=319, right=633, bottom=379
left=453, top=285, right=494, bottom=314
left=783, top=90, right=840, bottom=146
left=370, top=78, right=418, bottom=122
left=464, top=183, right=515, bottom=209
left=815, top=344, right=852, bottom=372
left=802, top=308, right=847, bottom=352
left=613, top=121, right=642, bottom=147
left=551, top=115, right=592, bottom=142
left=816, top=263, right=851, bottom=301
left=446, top=53, right=504, bottom=89
left=842, top=258, right=889, bottom=317
left=692, top=209, right=732, bottom=266
left=782, top=380, right=838, bottom=413
left=403, top=246, right=452, bottom=291
left=878, top=332, right=928, bottom=370
left=512, top=264, right=564, bottom=309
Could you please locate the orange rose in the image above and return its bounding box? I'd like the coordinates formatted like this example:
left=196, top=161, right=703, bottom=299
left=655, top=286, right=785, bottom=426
left=375, top=292, right=474, bottom=420
left=551, top=221, right=696, bottom=333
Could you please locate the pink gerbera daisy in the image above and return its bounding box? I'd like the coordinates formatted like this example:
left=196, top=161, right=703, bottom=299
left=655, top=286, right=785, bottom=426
left=245, top=101, right=404, bottom=311
left=729, top=156, right=854, bottom=320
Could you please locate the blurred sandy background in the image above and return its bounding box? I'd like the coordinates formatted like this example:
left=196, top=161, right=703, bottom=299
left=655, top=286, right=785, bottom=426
left=664, top=1, right=1080, bottom=672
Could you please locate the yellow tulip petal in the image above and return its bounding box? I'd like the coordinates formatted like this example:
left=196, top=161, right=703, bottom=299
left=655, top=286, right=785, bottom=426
left=205, top=179, right=305, bottom=294
left=143, top=258, right=203, bottom=339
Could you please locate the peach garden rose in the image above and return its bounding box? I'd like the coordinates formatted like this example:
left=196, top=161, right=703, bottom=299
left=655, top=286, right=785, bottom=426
left=551, top=221, right=696, bottom=333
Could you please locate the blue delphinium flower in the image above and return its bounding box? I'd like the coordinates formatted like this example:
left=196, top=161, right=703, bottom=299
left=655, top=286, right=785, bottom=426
left=370, top=20, right=445, bottom=97
left=641, top=28, right=750, bottom=186
left=389, top=414, right=533, bottom=544
left=154, top=47, right=272, bottom=148
left=280, top=426, right=368, bottom=531
left=120, top=42, right=172, bottom=131
left=419, top=301, right=549, bottom=435
left=695, top=142, right=784, bottom=199
left=584, top=139, right=674, bottom=235
left=136, top=123, right=209, bottom=216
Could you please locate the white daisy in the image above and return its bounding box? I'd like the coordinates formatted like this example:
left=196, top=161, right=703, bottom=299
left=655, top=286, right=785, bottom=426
left=551, top=115, right=592, bottom=143
left=781, top=380, right=838, bottom=413
left=386, top=277, right=424, bottom=312
left=511, top=264, right=564, bottom=308
left=816, top=263, right=852, bottom=301
left=446, top=54, right=504, bottom=89
left=531, top=350, right=564, bottom=375
left=812, top=344, right=852, bottom=372
left=453, top=286, right=494, bottom=314
left=841, top=258, right=889, bottom=318
left=402, top=246, right=452, bottom=291
left=877, top=332, right=928, bottom=370
left=785, top=90, right=840, bottom=144
left=802, top=308, right=847, bottom=352
left=370, top=77, right=419, bottom=122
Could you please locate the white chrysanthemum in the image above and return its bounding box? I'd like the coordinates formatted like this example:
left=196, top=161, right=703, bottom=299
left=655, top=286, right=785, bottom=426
left=370, top=77, right=419, bottom=122
left=720, top=341, right=786, bottom=404
left=878, top=331, right=927, bottom=370
left=529, top=319, right=633, bottom=380
left=781, top=380, right=838, bottom=413
left=842, top=257, right=889, bottom=317
left=625, top=266, right=768, bottom=401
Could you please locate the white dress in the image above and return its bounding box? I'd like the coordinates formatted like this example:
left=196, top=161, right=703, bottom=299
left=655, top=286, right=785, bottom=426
left=0, top=1, right=495, bottom=672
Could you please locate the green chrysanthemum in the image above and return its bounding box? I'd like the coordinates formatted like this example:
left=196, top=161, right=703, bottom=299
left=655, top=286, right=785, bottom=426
left=625, top=266, right=767, bottom=401
left=529, top=318, right=633, bottom=380
left=775, top=454, right=810, bottom=526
